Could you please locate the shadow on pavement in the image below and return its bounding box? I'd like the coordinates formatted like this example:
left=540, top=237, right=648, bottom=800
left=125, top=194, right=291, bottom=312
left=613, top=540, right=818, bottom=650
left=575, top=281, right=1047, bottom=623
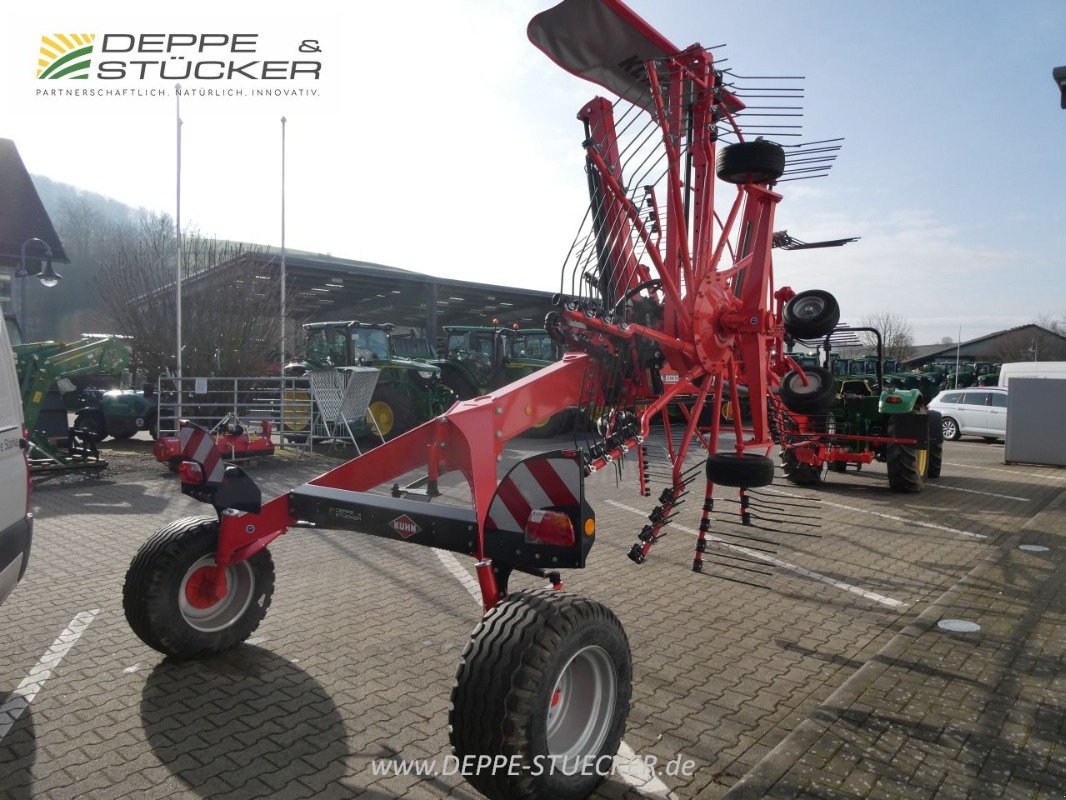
left=141, top=645, right=391, bottom=798
left=0, top=704, right=35, bottom=800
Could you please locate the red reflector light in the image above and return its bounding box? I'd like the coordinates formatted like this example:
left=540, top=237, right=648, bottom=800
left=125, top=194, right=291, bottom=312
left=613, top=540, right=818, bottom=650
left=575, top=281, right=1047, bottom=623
left=524, top=510, right=575, bottom=547
left=885, top=395, right=903, bottom=404
left=178, top=461, right=205, bottom=484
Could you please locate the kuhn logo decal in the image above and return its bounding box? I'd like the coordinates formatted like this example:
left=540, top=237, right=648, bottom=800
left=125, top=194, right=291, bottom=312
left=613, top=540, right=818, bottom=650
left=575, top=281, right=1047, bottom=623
left=389, top=515, right=421, bottom=539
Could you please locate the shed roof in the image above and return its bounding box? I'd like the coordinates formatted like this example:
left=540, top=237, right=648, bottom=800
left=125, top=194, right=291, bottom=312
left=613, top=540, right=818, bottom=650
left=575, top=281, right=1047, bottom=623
left=0, top=139, right=68, bottom=268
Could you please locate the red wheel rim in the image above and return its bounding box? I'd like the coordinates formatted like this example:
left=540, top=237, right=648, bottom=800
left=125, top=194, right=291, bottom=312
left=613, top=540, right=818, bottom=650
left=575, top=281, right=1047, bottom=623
left=183, top=566, right=227, bottom=609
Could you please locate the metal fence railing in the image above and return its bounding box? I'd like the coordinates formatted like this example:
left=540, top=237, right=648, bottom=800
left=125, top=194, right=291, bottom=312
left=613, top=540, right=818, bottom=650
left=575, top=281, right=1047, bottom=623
left=156, top=370, right=383, bottom=452
left=156, top=375, right=314, bottom=449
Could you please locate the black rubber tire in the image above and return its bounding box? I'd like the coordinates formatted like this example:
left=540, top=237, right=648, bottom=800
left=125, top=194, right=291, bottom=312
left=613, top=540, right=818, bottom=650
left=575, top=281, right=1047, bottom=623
left=780, top=447, right=824, bottom=485
left=111, top=430, right=136, bottom=440
left=73, top=411, right=106, bottom=442
left=367, top=385, right=416, bottom=438
left=715, top=139, right=786, bottom=185
left=705, top=452, right=775, bottom=487
left=783, top=290, right=840, bottom=340
left=446, top=373, right=480, bottom=401
left=886, top=415, right=928, bottom=493
left=779, top=366, right=836, bottom=414
left=525, top=410, right=571, bottom=438
left=927, top=410, right=943, bottom=480
left=827, top=460, right=848, bottom=473
left=122, top=516, right=274, bottom=658
left=450, top=590, right=632, bottom=800
left=941, top=416, right=961, bottom=441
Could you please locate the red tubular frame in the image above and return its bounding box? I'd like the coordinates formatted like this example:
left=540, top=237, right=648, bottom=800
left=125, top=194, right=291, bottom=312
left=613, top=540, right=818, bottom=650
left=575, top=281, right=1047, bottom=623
left=215, top=355, right=602, bottom=608
left=207, top=1, right=812, bottom=607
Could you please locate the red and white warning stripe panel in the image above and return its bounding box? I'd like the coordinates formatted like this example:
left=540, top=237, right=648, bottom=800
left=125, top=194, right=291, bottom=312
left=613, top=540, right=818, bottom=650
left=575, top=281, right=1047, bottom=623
left=178, top=422, right=225, bottom=484
left=487, top=455, right=580, bottom=532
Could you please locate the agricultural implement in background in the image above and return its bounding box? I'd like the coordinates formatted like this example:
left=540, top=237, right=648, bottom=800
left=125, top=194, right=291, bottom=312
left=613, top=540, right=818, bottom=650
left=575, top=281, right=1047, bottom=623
left=123, top=2, right=854, bottom=797
left=13, top=334, right=131, bottom=469
left=154, top=413, right=275, bottom=471
left=776, top=327, right=942, bottom=491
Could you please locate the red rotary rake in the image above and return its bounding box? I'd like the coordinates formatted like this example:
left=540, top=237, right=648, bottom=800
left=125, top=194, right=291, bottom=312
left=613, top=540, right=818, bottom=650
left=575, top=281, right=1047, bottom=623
left=123, top=2, right=847, bottom=798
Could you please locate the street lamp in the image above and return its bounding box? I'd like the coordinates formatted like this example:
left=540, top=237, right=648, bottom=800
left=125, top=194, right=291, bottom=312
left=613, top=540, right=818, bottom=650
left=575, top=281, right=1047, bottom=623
left=16, top=237, right=62, bottom=336
left=1054, top=66, right=1066, bottom=109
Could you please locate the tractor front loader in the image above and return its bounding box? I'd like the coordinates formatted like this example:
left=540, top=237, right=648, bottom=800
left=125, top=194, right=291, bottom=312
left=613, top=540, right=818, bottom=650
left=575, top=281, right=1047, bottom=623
left=122, top=2, right=848, bottom=798
left=14, top=334, right=132, bottom=467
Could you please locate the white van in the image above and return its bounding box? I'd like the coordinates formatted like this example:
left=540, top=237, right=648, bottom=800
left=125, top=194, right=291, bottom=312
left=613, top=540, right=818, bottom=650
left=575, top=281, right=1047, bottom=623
left=998, top=361, right=1066, bottom=388
left=0, top=316, right=32, bottom=607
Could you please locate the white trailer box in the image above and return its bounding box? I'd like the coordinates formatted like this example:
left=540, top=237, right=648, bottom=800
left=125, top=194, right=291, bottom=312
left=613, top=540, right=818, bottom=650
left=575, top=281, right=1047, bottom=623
left=1004, top=377, right=1066, bottom=467
left=998, top=361, right=1066, bottom=387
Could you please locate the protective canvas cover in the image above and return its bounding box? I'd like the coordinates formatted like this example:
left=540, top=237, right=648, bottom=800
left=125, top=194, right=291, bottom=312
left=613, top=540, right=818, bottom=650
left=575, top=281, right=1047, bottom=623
left=527, top=0, right=679, bottom=112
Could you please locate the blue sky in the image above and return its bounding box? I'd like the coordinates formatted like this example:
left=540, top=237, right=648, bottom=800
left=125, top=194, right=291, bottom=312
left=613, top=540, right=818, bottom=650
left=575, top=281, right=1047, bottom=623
left=3, top=1, right=1064, bottom=343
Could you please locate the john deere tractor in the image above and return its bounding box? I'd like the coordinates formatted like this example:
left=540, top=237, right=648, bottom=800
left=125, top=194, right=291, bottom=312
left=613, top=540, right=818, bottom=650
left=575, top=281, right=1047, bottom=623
left=778, top=327, right=943, bottom=492
left=283, top=321, right=454, bottom=440
left=434, top=325, right=571, bottom=437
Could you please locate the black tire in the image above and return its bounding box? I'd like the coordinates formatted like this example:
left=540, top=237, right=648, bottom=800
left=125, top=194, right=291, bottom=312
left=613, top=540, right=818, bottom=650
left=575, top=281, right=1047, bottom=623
left=941, top=416, right=961, bottom=441
left=123, top=516, right=274, bottom=658
left=783, top=290, right=840, bottom=340
left=111, top=430, right=136, bottom=440
left=780, top=447, right=824, bottom=485
left=715, top=139, right=786, bottom=185
left=827, top=460, right=848, bottom=473
left=886, top=415, right=928, bottom=493
left=446, top=372, right=480, bottom=401
left=927, top=410, right=943, bottom=480
left=779, top=366, right=836, bottom=414
left=525, top=410, right=571, bottom=438
left=450, top=590, right=632, bottom=800
left=705, top=452, right=775, bottom=487
left=73, top=411, right=106, bottom=442
left=366, top=385, right=416, bottom=438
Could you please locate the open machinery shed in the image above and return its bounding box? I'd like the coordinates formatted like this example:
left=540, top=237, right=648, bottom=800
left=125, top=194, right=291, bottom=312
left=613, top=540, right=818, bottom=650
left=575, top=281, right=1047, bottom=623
left=206, top=249, right=556, bottom=339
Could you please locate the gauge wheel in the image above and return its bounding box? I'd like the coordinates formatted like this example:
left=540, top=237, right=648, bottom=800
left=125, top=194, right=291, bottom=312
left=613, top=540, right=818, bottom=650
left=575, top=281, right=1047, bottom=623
left=779, top=366, right=836, bottom=414
left=715, top=139, right=786, bottom=185
left=780, top=446, right=824, bottom=485
left=123, top=516, right=274, bottom=657
left=450, top=590, right=631, bottom=800
left=783, top=290, right=841, bottom=340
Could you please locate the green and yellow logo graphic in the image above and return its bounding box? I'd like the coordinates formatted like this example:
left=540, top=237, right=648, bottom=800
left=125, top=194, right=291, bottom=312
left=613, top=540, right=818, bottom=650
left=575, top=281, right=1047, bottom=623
left=37, top=34, right=96, bottom=80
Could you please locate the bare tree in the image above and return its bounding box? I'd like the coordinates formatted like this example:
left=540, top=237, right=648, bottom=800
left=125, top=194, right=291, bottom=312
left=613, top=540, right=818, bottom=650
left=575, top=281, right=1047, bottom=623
left=93, top=211, right=291, bottom=379
left=859, top=312, right=915, bottom=362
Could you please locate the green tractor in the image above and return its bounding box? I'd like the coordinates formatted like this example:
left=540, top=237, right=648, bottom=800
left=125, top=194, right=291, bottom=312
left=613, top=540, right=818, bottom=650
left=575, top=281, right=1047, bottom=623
left=13, top=334, right=133, bottom=465
left=435, top=325, right=571, bottom=437
left=778, top=327, right=943, bottom=492
left=939, top=361, right=1000, bottom=391
left=73, top=388, right=158, bottom=441
left=283, top=321, right=454, bottom=440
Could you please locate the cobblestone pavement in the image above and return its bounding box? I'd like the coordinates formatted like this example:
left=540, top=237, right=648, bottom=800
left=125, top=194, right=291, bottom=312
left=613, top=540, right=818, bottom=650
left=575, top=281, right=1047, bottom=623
left=1, top=433, right=1063, bottom=799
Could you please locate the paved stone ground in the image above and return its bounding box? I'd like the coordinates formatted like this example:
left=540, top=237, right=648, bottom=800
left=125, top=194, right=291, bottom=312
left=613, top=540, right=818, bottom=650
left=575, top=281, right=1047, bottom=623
left=0, top=432, right=1063, bottom=799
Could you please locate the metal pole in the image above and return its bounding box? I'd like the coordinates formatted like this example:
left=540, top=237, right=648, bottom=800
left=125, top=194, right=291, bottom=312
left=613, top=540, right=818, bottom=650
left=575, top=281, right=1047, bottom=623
left=280, top=116, right=287, bottom=379
left=954, top=326, right=961, bottom=389
left=280, top=116, right=287, bottom=447
left=175, top=84, right=183, bottom=381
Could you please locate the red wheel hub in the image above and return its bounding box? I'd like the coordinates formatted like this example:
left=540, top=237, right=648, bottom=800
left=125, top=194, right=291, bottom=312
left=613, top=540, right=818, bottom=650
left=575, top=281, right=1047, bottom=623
left=184, top=566, right=227, bottom=609
left=550, top=689, right=562, bottom=709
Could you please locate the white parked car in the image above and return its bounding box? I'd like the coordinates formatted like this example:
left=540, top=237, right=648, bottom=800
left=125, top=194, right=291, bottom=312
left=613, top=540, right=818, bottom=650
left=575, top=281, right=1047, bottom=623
left=929, top=387, right=1008, bottom=441
left=0, top=316, right=32, bottom=607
